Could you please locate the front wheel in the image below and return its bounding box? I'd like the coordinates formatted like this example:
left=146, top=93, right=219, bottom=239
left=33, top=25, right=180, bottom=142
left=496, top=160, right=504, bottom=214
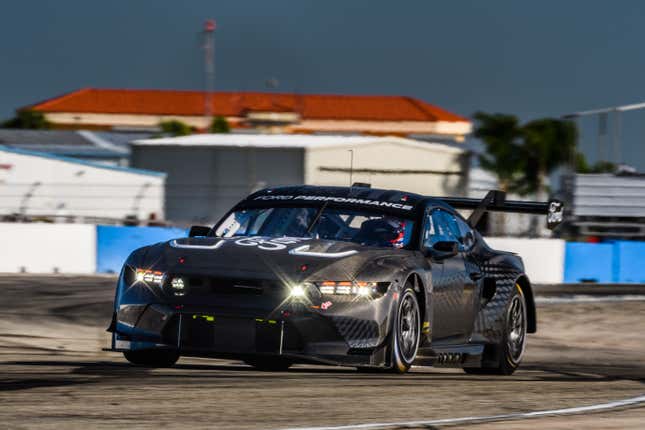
left=123, top=349, right=179, bottom=367
left=464, top=283, right=527, bottom=375
left=390, top=287, right=421, bottom=374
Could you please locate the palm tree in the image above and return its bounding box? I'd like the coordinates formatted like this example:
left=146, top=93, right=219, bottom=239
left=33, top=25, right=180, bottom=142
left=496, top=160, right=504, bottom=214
left=474, top=113, right=577, bottom=236
left=473, top=112, right=524, bottom=193
left=474, top=113, right=577, bottom=196
left=519, top=118, right=577, bottom=196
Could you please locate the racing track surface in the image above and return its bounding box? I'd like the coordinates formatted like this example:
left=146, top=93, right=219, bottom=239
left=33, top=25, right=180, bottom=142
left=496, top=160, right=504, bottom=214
left=1, top=275, right=644, bottom=429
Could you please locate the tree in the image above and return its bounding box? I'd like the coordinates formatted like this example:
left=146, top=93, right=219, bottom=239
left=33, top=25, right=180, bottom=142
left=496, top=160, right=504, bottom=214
left=518, top=118, right=577, bottom=195
left=575, top=152, right=616, bottom=174
left=209, top=116, right=230, bottom=133
left=474, top=112, right=577, bottom=196
left=158, top=120, right=193, bottom=137
left=473, top=112, right=524, bottom=193
left=3, top=110, right=51, bottom=129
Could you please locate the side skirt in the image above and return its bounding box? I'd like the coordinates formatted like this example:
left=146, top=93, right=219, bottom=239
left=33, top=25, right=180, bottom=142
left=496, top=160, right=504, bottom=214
left=415, top=343, right=485, bottom=368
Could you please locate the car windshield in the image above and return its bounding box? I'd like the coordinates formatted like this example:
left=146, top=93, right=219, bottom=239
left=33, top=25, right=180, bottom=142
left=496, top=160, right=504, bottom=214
left=214, top=207, right=415, bottom=249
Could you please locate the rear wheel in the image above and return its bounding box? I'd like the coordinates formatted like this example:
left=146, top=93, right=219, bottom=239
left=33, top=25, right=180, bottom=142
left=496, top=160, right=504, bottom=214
left=464, top=283, right=527, bottom=375
left=123, top=349, right=179, bottom=367
left=244, top=357, right=293, bottom=371
left=390, top=287, right=421, bottom=374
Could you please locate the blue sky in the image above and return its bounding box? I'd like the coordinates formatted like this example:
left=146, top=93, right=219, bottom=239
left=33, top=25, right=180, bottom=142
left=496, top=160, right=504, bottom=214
left=2, top=0, right=645, bottom=165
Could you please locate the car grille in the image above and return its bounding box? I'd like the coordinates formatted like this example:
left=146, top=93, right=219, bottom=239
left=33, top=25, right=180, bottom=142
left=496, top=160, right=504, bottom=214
left=164, top=275, right=278, bottom=297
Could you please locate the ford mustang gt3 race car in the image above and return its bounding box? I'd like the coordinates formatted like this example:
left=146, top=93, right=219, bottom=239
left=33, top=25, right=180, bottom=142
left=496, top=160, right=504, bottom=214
left=107, top=185, right=563, bottom=374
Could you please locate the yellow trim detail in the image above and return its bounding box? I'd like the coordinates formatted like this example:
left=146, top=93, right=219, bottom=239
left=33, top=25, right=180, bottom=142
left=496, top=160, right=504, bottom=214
left=422, top=321, right=431, bottom=334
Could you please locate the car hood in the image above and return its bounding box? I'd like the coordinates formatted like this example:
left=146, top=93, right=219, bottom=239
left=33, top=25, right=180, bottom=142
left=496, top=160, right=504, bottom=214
left=133, top=236, right=414, bottom=283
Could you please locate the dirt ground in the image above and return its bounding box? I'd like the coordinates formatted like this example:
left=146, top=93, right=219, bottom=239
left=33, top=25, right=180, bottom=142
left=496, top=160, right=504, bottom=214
left=0, top=275, right=644, bottom=429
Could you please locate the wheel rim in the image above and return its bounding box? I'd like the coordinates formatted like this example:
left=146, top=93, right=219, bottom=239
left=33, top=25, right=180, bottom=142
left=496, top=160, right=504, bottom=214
left=506, top=293, right=527, bottom=365
left=397, top=293, right=419, bottom=363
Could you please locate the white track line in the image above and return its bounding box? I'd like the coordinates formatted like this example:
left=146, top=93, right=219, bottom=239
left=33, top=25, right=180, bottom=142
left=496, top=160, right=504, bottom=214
left=278, top=394, right=645, bottom=430
left=536, top=295, right=645, bottom=304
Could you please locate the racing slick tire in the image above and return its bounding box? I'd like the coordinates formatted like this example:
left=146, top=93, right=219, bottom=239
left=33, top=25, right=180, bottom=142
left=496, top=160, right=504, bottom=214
left=123, top=349, right=180, bottom=367
left=244, top=357, right=293, bottom=371
left=464, top=283, right=527, bottom=376
left=390, top=286, right=421, bottom=374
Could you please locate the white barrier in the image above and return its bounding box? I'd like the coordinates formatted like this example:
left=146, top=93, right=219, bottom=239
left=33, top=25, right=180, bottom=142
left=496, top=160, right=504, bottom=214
left=0, top=223, right=96, bottom=273
left=485, top=237, right=565, bottom=284
left=0, top=223, right=565, bottom=282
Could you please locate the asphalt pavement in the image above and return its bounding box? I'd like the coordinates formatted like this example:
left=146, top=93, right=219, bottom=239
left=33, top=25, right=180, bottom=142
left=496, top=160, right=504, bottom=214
left=1, top=275, right=644, bottom=429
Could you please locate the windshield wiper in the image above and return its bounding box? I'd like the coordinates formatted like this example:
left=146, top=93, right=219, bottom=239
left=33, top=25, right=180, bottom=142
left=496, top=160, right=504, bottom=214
left=307, top=201, right=330, bottom=234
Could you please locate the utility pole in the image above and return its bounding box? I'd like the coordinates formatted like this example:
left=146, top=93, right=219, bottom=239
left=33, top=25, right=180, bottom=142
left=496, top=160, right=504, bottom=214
left=203, top=19, right=216, bottom=129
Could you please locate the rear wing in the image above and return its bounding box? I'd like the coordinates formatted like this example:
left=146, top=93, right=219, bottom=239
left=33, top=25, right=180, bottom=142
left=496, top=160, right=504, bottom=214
left=440, top=190, right=564, bottom=230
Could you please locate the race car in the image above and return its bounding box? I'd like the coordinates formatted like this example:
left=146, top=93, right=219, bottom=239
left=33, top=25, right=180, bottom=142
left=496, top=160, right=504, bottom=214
left=107, top=185, right=563, bottom=374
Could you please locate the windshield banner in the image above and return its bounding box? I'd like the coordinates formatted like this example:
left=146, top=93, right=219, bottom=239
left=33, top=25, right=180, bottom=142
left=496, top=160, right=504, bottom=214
left=253, top=194, right=414, bottom=211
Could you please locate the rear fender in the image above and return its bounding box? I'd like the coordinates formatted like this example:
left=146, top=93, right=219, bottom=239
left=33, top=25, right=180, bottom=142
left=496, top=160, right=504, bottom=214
left=515, top=275, right=536, bottom=333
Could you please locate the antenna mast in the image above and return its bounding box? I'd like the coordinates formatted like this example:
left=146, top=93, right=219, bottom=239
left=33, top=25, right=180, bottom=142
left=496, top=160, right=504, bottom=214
left=203, top=19, right=216, bottom=128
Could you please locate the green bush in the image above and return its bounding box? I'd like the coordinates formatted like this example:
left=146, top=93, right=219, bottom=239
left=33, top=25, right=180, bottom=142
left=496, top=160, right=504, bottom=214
left=158, top=120, right=193, bottom=136
left=209, top=116, right=230, bottom=133
left=3, top=110, right=51, bottom=129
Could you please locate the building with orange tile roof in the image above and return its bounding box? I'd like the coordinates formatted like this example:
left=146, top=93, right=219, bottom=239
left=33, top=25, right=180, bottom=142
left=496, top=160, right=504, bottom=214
left=24, top=88, right=472, bottom=141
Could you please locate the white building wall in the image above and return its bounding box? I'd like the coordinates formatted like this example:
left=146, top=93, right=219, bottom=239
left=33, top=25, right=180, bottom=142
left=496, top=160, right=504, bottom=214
left=131, top=134, right=468, bottom=222
left=305, top=138, right=468, bottom=196
left=131, top=145, right=304, bottom=224
left=0, top=148, right=165, bottom=221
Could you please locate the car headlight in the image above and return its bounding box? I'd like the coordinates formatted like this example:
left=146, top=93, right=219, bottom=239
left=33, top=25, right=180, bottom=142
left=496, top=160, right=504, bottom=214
left=315, top=281, right=387, bottom=297
left=134, top=269, right=165, bottom=286
left=289, top=282, right=316, bottom=299
left=290, top=284, right=307, bottom=297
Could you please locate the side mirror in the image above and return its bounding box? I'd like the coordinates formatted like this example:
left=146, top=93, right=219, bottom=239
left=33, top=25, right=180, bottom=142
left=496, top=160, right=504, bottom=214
left=188, top=225, right=211, bottom=237
left=426, top=240, right=459, bottom=260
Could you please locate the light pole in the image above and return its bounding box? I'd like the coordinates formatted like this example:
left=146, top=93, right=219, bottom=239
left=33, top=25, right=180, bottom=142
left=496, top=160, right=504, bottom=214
left=203, top=19, right=216, bottom=129
left=564, top=100, right=645, bottom=167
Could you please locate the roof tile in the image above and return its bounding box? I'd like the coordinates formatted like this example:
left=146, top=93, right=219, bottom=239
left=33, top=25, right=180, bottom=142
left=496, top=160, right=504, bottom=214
left=27, top=88, right=469, bottom=123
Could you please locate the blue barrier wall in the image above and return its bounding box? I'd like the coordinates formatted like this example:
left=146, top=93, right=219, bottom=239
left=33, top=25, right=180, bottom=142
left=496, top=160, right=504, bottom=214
left=564, top=241, right=645, bottom=283
left=564, top=242, right=614, bottom=283
left=93, top=225, right=644, bottom=283
left=614, top=241, right=645, bottom=283
left=97, top=226, right=187, bottom=273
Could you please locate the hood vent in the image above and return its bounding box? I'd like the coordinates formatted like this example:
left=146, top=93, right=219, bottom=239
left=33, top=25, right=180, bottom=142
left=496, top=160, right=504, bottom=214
left=170, top=239, right=224, bottom=250
left=289, top=245, right=357, bottom=258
